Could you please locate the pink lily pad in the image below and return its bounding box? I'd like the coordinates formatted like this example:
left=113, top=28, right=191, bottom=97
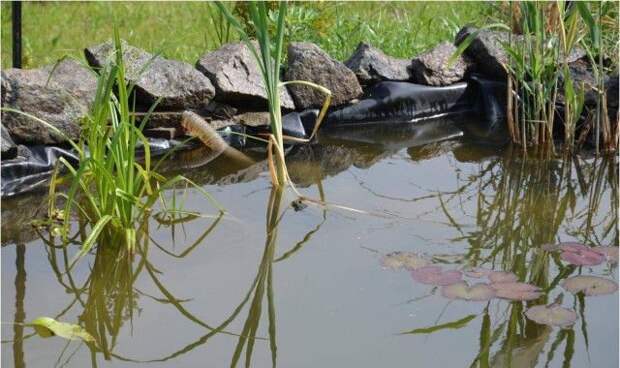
left=541, top=243, right=560, bottom=252
left=411, top=266, right=463, bottom=286
left=525, top=305, right=577, bottom=327
left=558, top=243, right=605, bottom=266
left=592, top=246, right=619, bottom=264
left=489, top=271, right=518, bottom=283
left=561, top=275, right=618, bottom=296
left=491, top=282, right=543, bottom=301
left=464, top=267, right=492, bottom=278
left=381, top=252, right=430, bottom=270
left=441, top=281, right=496, bottom=301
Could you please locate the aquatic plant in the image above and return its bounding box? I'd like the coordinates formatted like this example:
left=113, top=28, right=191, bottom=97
left=4, top=31, right=221, bottom=261
left=215, top=1, right=331, bottom=187
left=503, top=1, right=618, bottom=154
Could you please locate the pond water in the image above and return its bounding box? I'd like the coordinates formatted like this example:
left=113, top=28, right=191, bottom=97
left=2, top=119, right=618, bottom=368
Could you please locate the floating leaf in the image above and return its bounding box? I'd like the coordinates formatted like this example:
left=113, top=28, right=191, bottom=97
left=561, top=275, right=618, bottom=296
left=559, top=243, right=605, bottom=266
left=489, top=271, right=518, bottom=283
left=382, top=251, right=430, bottom=270
left=400, top=314, right=477, bottom=335
left=525, top=305, right=577, bottom=328
left=441, top=281, right=496, bottom=301
left=411, top=266, right=462, bottom=286
left=491, top=282, right=543, bottom=301
left=464, top=267, right=492, bottom=278
left=541, top=243, right=560, bottom=252
left=592, top=246, right=619, bottom=264
left=432, top=254, right=465, bottom=264
left=28, top=317, right=95, bottom=343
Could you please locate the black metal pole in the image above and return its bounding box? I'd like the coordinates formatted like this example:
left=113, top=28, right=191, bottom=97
left=12, top=1, right=22, bottom=68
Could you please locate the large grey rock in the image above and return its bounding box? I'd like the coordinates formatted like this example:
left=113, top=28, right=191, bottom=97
left=196, top=42, right=295, bottom=110
left=345, top=42, right=411, bottom=84
left=85, top=40, right=215, bottom=109
left=455, top=26, right=514, bottom=80
left=1, top=124, right=17, bottom=159
left=1, top=59, right=97, bottom=144
left=411, top=42, right=471, bottom=86
left=285, top=42, right=363, bottom=109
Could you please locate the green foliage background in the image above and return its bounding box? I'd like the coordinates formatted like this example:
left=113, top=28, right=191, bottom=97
left=0, top=1, right=487, bottom=69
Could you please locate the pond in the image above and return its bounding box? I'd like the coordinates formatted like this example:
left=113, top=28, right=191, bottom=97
left=2, top=118, right=618, bottom=368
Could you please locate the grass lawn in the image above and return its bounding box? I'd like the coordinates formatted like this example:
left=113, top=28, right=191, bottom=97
left=1, top=1, right=488, bottom=69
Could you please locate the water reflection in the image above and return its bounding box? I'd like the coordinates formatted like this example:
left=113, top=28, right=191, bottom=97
left=387, top=154, right=617, bottom=368
left=2, top=119, right=617, bottom=367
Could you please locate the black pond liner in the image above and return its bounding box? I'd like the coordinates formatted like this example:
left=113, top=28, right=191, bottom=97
left=0, top=77, right=506, bottom=198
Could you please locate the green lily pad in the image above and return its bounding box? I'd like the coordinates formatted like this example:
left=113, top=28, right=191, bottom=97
left=28, top=317, right=95, bottom=343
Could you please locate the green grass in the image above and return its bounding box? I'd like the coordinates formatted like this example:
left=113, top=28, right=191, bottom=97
left=1, top=1, right=488, bottom=69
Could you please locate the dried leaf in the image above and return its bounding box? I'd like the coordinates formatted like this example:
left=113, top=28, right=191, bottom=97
left=491, top=282, right=543, bottom=301
left=441, top=281, right=496, bottom=301
left=561, top=275, right=618, bottom=296
left=382, top=251, right=430, bottom=270
left=525, top=305, right=577, bottom=327
left=489, top=271, right=518, bottom=283
left=411, top=266, right=463, bottom=286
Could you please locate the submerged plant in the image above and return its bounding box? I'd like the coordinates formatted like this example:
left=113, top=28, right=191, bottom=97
left=214, top=1, right=331, bottom=187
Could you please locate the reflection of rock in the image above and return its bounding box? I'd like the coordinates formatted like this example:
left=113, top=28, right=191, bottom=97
left=1, top=191, right=49, bottom=245
left=490, top=323, right=551, bottom=368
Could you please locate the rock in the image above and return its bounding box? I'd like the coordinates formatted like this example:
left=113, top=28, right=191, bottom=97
left=195, top=42, right=295, bottom=110
left=285, top=42, right=363, bottom=109
left=1, top=59, right=97, bottom=144
left=1, top=124, right=17, bottom=159
left=85, top=40, right=215, bottom=110
left=411, top=42, right=471, bottom=86
left=455, top=26, right=514, bottom=80
left=344, top=42, right=412, bottom=84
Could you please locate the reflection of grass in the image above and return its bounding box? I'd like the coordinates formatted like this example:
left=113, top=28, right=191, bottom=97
left=1, top=2, right=487, bottom=68
left=399, top=154, right=617, bottom=367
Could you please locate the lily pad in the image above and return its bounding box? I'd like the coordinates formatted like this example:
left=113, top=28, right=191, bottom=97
left=561, top=275, right=618, bottom=296
left=525, top=305, right=577, bottom=328
left=489, top=271, right=518, bottom=283
left=411, top=266, right=463, bottom=286
left=541, top=243, right=560, bottom=252
left=592, top=246, right=619, bottom=264
left=463, top=267, right=492, bottom=278
left=441, top=281, right=496, bottom=301
left=491, top=282, right=543, bottom=301
left=381, top=251, right=430, bottom=270
left=28, top=317, right=95, bottom=343
left=558, top=243, right=605, bottom=266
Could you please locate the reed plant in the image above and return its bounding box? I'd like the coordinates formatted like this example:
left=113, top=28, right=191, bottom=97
left=502, top=1, right=618, bottom=154
left=4, top=31, right=221, bottom=263
left=214, top=1, right=331, bottom=188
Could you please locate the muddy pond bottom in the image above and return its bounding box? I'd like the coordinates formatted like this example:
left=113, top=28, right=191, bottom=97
left=2, top=122, right=618, bottom=368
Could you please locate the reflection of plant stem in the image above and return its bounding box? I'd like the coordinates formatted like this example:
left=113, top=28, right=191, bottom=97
left=231, top=187, right=283, bottom=367
left=13, top=244, right=26, bottom=368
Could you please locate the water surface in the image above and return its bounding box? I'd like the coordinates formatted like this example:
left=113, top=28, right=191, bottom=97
left=2, top=120, right=618, bottom=367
